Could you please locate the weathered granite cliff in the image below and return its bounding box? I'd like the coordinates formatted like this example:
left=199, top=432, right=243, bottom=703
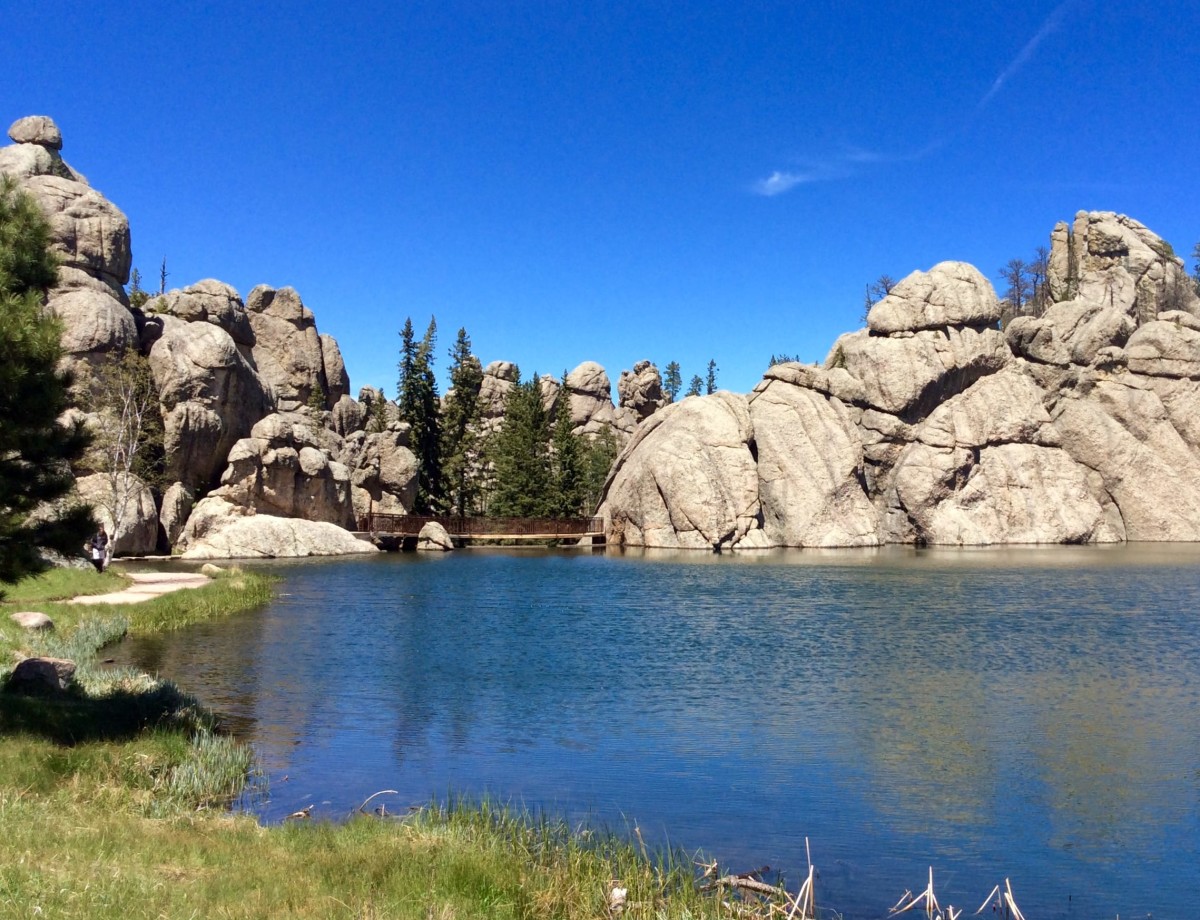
left=0, top=115, right=651, bottom=557
left=600, top=227, right=1200, bottom=549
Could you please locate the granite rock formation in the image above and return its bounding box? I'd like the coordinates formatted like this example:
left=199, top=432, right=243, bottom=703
left=602, top=234, right=1200, bottom=549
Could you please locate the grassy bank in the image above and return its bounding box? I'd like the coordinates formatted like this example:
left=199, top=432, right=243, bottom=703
left=0, top=565, right=784, bottom=919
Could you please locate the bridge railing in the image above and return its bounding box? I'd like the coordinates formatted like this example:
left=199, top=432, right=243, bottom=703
left=358, top=513, right=604, bottom=538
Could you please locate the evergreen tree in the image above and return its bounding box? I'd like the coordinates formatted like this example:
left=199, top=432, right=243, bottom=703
left=440, top=327, right=485, bottom=517
left=685, top=374, right=703, bottom=397
left=397, top=316, right=442, bottom=512
left=581, top=427, right=618, bottom=514
left=1192, top=242, right=1200, bottom=297
left=487, top=371, right=554, bottom=517
left=550, top=372, right=585, bottom=516
left=705, top=359, right=718, bottom=395
left=663, top=361, right=682, bottom=402
left=0, top=177, right=93, bottom=586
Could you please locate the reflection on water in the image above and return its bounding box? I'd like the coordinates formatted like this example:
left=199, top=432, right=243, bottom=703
left=116, top=545, right=1200, bottom=919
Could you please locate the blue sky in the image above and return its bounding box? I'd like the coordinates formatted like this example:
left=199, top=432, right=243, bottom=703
left=6, top=1, right=1198, bottom=396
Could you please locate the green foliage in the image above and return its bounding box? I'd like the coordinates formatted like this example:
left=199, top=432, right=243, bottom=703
left=82, top=349, right=168, bottom=540
left=0, top=176, right=93, bottom=587
left=705, top=358, right=718, bottom=395
left=581, top=427, right=618, bottom=513
left=305, top=380, right=327, bottom=411
left=440, top=327, right=486, bottom=516
left=487, top=371, right=555, bottom=517
left=685, top=374, right=703, bottom=397
left=126, top=266, right=149, bottom=309
left=663, top=360, right=682, bottom=402
left=768, top=353, right=802, bottom=367
left=397, top=316, right=442, bottom=512
left=550, top=384, right=585, bottom=516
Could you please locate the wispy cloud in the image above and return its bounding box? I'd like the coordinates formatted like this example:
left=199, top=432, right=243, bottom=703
left=977, top=0, right=1076, bottom=111
left=753, top=2, right=1078, bottom=198
left=752, top=168, right=836, bottom=196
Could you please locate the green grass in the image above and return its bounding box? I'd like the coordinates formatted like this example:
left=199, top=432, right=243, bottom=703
left=0, top=564, right=785, bottom=919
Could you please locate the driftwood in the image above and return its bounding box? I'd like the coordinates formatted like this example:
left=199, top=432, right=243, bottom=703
left=357, top=789, right=400, bottom=815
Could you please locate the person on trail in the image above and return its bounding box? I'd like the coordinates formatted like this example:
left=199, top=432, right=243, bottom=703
left=87, top=524, right=109, bottom=573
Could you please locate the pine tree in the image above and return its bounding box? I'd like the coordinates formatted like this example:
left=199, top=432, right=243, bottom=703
left=397, top=316, right=442, bottom=513
left=487, top=371, right=554, bottom=517
left=705, top=359, right=718, bottom=395
left=440, top=327, right=485, bottom=517
left=581, top=427, right=618, bottom=514
left=685, top=374, right=703, bottom=397
left=0, top=177, right=93, bottom=586
left=663, top=361, right=682, bottom=402
left=550, top=372, right=585, bottom=516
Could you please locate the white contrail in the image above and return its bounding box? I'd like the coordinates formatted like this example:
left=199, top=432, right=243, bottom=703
left=978, top=0, right=1076, bottom=110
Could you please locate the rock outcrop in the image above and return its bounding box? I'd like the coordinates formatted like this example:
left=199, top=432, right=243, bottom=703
left=560, top=361, right=638, bottom=440
left=207, top=411, right=355, bottom=528
left=73, top=472, right=160, bottom=556
left=177, top=497, right=378, bottom=559
left=602, top=230, right=1200, bottom=549
left=617, top=360, right=667, bottom=423
left=245, top=285, right=330, bottom=411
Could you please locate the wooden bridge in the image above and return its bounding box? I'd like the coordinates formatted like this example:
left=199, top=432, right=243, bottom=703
left=355, top=513, right=605, bottom=546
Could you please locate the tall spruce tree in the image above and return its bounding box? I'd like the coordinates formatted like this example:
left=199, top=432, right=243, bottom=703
left=440, top=327, right=484, bottom=517
left=0, top=177, right=92, bottom=586
left=487, top=370, right=554, bottom=517
left=705, top=359, right=718, bottom=395
left=397, top=316, right=442, bottom=513
left=550, top=371, right=585, bottom=516
left=663, top=361, right=682, bottom=402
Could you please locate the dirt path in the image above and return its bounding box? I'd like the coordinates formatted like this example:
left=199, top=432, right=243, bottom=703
left=69, top=571, right=211, bottom=605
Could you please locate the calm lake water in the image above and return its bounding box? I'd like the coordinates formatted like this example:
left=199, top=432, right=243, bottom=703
left=118, top=546, right=1200, bottom=919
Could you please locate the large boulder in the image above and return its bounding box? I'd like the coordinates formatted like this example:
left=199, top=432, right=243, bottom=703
left=320, top=334, right=350, bottom=403
left=74, top=472, right=159, bottom=556
left=159, top=482, right=194, bottom=549
left=880, top=366, right=1122, bottom=545
left=7, top=657, right=76, bottom=694
left=209, top=411, right=354, bottom=527
left=830, top=325, right=1011, bottom=419
left=148, top=318, right=274, bottom=490
left=246, top=285, right=328, bottom=410
left=417, top=521, right=454, bottom=551
left=1047, top=211, right=1199, bottom=322
left=867, top=261, right=1002, bottom=334
left=601, top=392, right=760, bottom=549
left=748, top=374, right=877, bottom=547
left=8, top=115, right=63, bottom=149
left=617, top=360, right=667, bottom=423
left=562, top=361, right=637, bottom=440
left=177, top=497, right=377, bottom=559
left=340, top=427, right=419, bottom=522
left=149, top=280, right=255, bottom=348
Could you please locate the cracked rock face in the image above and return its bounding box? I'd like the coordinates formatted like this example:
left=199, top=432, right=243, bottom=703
left=600, top=224, right=1200, bottom=548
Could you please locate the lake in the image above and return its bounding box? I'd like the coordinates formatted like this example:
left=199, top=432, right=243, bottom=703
left=117, top=545, right=1200, bottom=919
